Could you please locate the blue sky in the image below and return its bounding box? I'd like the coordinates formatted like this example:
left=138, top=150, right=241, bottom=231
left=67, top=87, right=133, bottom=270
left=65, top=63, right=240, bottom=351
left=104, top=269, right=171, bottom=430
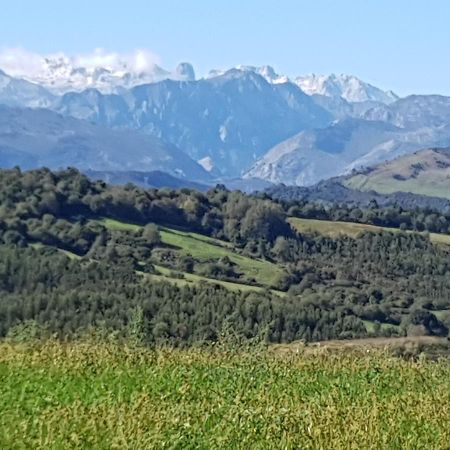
left=1, top=0, right=449, bottom=95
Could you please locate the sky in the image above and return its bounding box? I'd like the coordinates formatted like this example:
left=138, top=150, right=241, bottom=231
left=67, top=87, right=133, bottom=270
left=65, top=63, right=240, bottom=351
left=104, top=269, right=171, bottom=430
left=1, top=0, right=449, bottom=96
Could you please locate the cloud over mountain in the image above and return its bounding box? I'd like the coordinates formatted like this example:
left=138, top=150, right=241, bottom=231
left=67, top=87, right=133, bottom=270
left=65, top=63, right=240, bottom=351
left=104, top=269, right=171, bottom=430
left=0, top=48, right=194, bottom=94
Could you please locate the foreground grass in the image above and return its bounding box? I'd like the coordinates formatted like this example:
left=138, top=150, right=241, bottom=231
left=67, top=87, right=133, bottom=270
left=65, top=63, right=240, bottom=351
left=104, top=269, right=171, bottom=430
left=289, top=217, right=450, bottom=246
left=1, top=342, right=450, bottom=449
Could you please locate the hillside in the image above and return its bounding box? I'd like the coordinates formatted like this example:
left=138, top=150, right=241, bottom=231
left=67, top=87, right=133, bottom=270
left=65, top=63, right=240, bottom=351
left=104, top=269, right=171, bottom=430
left=2, top=167, right=450, bottom=343
left=85, top=170, right=210, bottom=191
left=344, top=147, right=450, bottom=199
left=246, top=117, right=450, bottom=186
left=245, top=118, right=402, bottom=185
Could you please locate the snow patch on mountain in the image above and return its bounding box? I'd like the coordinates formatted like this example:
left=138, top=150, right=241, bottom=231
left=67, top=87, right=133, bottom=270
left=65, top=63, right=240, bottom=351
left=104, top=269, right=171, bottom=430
left=208, top=67, right=397, bottom=105
left=295, top=73, right=398, bottom=104
left=208, top=65, right=288, bottom=84
left=236, top=65, right=289, bottom=84
left=198, top=156, right=214, bottom=172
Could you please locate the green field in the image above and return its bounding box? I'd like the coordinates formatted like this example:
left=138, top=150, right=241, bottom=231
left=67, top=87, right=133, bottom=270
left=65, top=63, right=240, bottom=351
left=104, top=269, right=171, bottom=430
left=149, top=265, right=284, bottom=295
left=29, top=242, right=81, bottom=260
left=362, top=320, right=400, bottom=334
left=289, top=217, right=450, bottom=246
left=1, top=341, right=450, bottom=449
left=345, top=173, right=450, bottom=200
left=343, top=149, right=450, bottom=200
left=99, top=218, right=284, bottom=287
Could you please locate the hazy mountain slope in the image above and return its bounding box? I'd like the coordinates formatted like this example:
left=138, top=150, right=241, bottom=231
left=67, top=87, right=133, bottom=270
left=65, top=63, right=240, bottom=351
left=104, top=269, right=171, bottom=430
left=310, top=94, right=386, bottom=120
left=0, top=70, right=55, bottom=108
left=85, top=169, right=210, bottom=191
left=0, top=106, right=210, bottom=180
left=344, top=147, right=450, bottom=200
left=363, top=95, right=450, bottom=129
left=246, top=114, right=450, bottom=186
left=245, top=119, right=405, bottom=185
left=55, top=70, right=332, bottom=176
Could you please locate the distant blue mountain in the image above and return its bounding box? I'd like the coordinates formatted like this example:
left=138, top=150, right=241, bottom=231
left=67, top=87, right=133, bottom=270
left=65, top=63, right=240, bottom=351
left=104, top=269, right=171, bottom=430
left=0, top=106, right=210, bottom=181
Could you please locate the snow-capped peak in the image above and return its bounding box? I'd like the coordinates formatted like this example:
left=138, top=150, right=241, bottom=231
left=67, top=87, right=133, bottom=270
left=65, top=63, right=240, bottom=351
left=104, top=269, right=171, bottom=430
left=0, top=48, right=196, bottom=94
left=206, top=67, right=396, bottom=104
left=295, top=73, right=398, bottom=104
left=236, top=65, right=289, bottom=84
left=207, top=65, right=289, bottom=84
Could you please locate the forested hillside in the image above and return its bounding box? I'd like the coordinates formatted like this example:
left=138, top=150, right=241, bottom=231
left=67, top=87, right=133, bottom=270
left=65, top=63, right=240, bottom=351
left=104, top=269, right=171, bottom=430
left=1, top=167, right=450, bottom=344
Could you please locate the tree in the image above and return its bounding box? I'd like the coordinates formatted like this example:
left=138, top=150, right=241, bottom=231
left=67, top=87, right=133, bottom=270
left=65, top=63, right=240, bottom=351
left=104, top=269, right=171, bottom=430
left=142, top=224, right=161, bottom=245
left=272, top=236, right=290, bottom=261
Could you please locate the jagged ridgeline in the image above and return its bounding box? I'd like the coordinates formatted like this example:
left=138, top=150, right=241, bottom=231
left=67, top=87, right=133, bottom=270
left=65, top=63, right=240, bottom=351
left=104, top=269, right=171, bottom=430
left=1, top=167, right=450, bottom=344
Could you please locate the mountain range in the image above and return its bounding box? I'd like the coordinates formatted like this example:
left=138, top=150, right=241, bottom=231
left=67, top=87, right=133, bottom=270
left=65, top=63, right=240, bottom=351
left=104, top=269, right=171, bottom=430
left=1, top=53, right=450, bottom=193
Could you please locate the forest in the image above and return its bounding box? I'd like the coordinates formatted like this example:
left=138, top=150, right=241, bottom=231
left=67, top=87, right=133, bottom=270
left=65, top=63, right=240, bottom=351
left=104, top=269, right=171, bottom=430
left=1, top=166, right=450, bottom=344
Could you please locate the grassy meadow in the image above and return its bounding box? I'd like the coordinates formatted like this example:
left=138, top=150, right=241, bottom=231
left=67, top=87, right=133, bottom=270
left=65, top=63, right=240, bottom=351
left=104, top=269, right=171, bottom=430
left=289, top=217, right=450, bottom=246
left=1, top=341, right=450, bottom=449
left=98, top=218, right=285, bottom=287
left=345, top=171, right=450, bottom=201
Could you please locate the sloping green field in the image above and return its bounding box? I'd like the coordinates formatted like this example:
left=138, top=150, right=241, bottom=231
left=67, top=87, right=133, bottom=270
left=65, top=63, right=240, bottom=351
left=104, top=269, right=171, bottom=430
left=99, top=218, right=284, bottom=287
left=289, top=217, right=450, bottom=246
left=1, top=342, right=450, bottom=449
left=345, top=173, right=450, bottom=200
left=343, top=148, right=450, bottom=200
left=149, top=265, right=284, bottom=295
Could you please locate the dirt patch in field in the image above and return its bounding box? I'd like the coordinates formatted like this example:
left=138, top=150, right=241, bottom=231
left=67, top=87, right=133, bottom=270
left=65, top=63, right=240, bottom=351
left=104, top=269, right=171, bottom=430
left=272, top=336, right=450, bottom=357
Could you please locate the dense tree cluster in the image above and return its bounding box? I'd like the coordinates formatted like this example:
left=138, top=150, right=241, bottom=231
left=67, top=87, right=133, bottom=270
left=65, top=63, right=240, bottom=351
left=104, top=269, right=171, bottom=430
left=0, top=167, right=290, bottom=246
left=0, top=246, right=369, bottom=343
left=273, top=196, right=450, bottom=234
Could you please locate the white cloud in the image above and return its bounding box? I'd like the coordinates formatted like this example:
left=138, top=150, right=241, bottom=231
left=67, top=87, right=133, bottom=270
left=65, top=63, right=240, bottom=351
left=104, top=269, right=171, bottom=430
left=0, top=47, right=47, bottom=77
left=72, top=48, right=162, bottom=73
left=0, top=47, right=163, bottom=78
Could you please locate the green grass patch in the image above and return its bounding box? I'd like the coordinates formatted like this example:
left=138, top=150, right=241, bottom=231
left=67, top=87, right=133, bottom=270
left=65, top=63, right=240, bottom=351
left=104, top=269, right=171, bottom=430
left=362, top=320, right=400, bottom=333
left=1, top=342, right=450, bottom=449
left=289, top=217, right=450, bottom=246
left=151, top=265, right=285, bottom=295
left=29, top=243, right=81, bottom=260
left=98, top=218, right=284, bottom=287
left=345, top=173, right=450, bottom=200
left=99, top=217, right=142, bottom=232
